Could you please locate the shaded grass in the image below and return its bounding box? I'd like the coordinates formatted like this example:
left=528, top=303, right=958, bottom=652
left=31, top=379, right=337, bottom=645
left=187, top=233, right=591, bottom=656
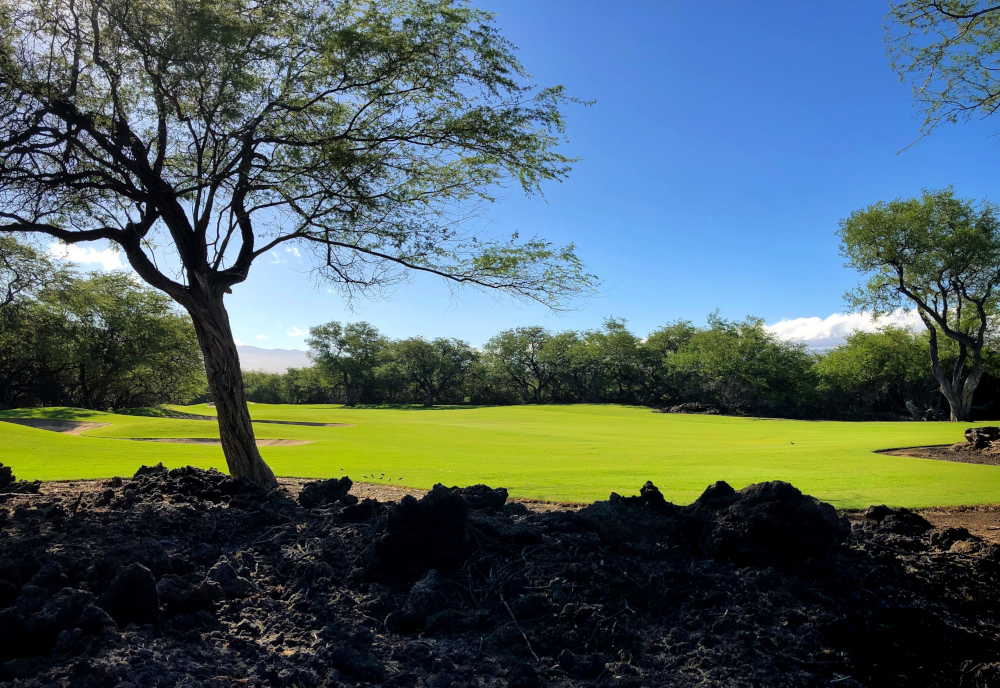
left=0, top=404, right=997, bottom=509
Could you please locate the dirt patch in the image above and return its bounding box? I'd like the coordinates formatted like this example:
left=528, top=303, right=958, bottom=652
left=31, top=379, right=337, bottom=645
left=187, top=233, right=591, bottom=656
left=0, top=418, right=111, bottom=435
left=3, top=469, right=1000, bottom=687
left=878, top=443, right=1000, bottom=466
left=19, top=477, right=423, bottom=504
left=914, top=504, right=1000, bottom=544
left=116, top=438, right=314, bottom=447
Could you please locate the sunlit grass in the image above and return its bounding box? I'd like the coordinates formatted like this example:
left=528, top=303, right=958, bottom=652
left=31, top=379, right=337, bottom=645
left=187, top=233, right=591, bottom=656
left=0, top=404, right=997, bottom=509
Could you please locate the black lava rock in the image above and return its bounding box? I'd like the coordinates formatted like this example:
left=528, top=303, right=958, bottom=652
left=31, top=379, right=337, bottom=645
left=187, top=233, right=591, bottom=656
left=866, top=506, right=933, bottom=536
left=452, top=484, right=508, bottom=511
left=393, top=569, right=456, bottom=631
left=207, top=560, right=254, bottom=599
left=698, top=480, right=849, bottom=573
left=929, top=527, right=974, bottom=550
left=965, top=426, right=1000, bottom=449
left=341, top=498, right=384, bottom=523
left=298, top=476, right=358, bottom=509
left=24, top=588, right=115, bottom=650
left=0, top=463, right=13, bottom=491
left=100, top=563, right=159, bottom=627
left=363, top=484, right=470, bottom=583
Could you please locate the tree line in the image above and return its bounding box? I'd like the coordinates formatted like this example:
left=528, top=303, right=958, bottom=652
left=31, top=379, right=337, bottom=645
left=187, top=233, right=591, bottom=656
left=0, top=239, right=205, bottom=410
left=241, top=316, right=1000, bottom=420
left=3, top=234, right=998, bottom=421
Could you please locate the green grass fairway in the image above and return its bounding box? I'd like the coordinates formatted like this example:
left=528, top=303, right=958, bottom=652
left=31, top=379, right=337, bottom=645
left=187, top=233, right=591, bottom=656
left=0, top=404, right=998, bottom=509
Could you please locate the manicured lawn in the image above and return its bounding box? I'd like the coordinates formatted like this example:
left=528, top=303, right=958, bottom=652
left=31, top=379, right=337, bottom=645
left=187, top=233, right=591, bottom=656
left=0, top=404, right=997, bottom=509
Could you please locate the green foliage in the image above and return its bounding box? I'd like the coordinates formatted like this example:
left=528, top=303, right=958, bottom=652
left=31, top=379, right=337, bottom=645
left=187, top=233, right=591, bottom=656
left=666, top=314, right=816, bottom=414
left=0, top=237, right=58, bottom=309
left=46, top=273, right=206, bottom=409
left=839, top=188, right=1000, bottom=420
left=259, top=315, right=836, bottom=417
left=0, top=240, right=205, bottom=409
left=483, top=326, right=554, bottom=403
left=815, top=327, right=940, bottom=416
left=243, top=368, right=332, bottom=405
left=887, top=2, right=1000, bottom=135
left=839, top=189, right=1000, bottom=318
left=306, top=322, right=388, bottom=406
left=392, top=337, right=476, bottom=406
left=0, top=0, right=597, bottom=308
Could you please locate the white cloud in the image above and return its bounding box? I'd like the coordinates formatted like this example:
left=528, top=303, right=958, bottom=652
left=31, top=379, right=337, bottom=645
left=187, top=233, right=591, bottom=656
left=234, top=339, right=247, bottom=346
left=767, top=310, right=923, bottom=350
left=285, top=246, right=301, bottom=259
left=286, top=326, right=306, bottom=337
left=48, top=243, right=123, bottom=271
left=255, top=334, right=267, bottom=340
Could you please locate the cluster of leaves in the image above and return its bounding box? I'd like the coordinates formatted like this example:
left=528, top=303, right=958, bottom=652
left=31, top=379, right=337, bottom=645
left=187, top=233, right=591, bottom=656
left=0, top=242, right=206, bottom=409
left=0, top=0, right=595, bottom=307
left=240, top=316, right=1000, bottom=419
left=887, top=1, right=1000, bottom=135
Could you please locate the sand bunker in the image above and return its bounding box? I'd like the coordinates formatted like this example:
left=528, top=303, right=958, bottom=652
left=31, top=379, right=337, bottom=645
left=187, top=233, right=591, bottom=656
left=121, top=438, right=313, bottom=447
left=0, top=418, right=111, bottom=434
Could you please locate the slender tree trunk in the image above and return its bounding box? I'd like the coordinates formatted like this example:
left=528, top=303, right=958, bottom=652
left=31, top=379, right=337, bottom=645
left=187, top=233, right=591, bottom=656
left=185, top=291, right=277, bottom=489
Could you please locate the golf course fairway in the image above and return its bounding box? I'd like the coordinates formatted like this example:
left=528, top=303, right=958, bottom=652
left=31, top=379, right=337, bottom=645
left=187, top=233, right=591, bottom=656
left=0, top=404, right=997, bottom=509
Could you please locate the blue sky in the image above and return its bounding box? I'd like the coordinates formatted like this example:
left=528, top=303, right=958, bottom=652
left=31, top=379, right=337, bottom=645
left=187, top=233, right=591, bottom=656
left=57, top=1, right=1000, bottom=349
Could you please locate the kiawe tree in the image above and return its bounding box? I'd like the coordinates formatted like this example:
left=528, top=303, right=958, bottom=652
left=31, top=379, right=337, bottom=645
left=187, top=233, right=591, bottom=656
left=307, top=321, right=386, bottom=406
left=839, top=189, right=1000, bottom=422
left=393, top=337, right=475, bottom=406
left=887, top=1, right=1000, bottom=137
left=0, top=0, right=594, bottom=486
left=0, top=236, right=56, bottom=310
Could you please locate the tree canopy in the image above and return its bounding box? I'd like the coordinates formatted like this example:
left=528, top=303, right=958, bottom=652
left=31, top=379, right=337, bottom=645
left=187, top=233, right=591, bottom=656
left=0, top=237, right=57, bottom=310
left=887, top=1, right=1000, bottom=135
left=839, top=188, right=1000, bottom=420
left=0, top=240, right=205, bottom=409
left=0, top=0, right=594, bottom=485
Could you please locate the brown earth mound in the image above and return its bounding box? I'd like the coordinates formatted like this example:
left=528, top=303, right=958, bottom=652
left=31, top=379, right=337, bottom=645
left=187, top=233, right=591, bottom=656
left=3, top=467, right=1000, bottom=687
left=880, top=426, right=1000, bottom=467
left=878, top=443, right=1000, bottom=466
left=0, top=419, right=111, bottom=435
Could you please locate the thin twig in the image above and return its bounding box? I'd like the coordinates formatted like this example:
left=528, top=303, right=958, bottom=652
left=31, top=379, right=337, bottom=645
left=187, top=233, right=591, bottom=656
left=500, top=594, right=542, bottom=664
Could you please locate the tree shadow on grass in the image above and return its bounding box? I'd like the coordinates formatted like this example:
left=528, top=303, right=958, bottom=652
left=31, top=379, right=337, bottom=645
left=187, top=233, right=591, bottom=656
left=0, top=407, right=108, bottom=421
left=337, top=404, right=483, bottom=411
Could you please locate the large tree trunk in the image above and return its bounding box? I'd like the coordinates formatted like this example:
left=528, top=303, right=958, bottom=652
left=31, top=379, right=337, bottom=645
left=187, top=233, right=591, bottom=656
left=924, top=320, right=980, bottom=423
left=185, top=291, right=278, bottom=489
left=955, top=356, right=984, bottom=423
left=929, top=360, right=973, bottom=422
left=930, top=364, right=981, bottom=422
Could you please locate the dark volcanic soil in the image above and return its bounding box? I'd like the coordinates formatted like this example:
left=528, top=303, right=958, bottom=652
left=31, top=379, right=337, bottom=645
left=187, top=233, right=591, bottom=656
left=2, top=467, right=1000, bottom=688
left=878, top=443, right=1000, bottom=466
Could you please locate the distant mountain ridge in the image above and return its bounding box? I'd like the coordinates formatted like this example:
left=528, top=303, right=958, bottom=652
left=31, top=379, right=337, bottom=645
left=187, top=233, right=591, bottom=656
left=237, top=345, right=311, bottom=373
